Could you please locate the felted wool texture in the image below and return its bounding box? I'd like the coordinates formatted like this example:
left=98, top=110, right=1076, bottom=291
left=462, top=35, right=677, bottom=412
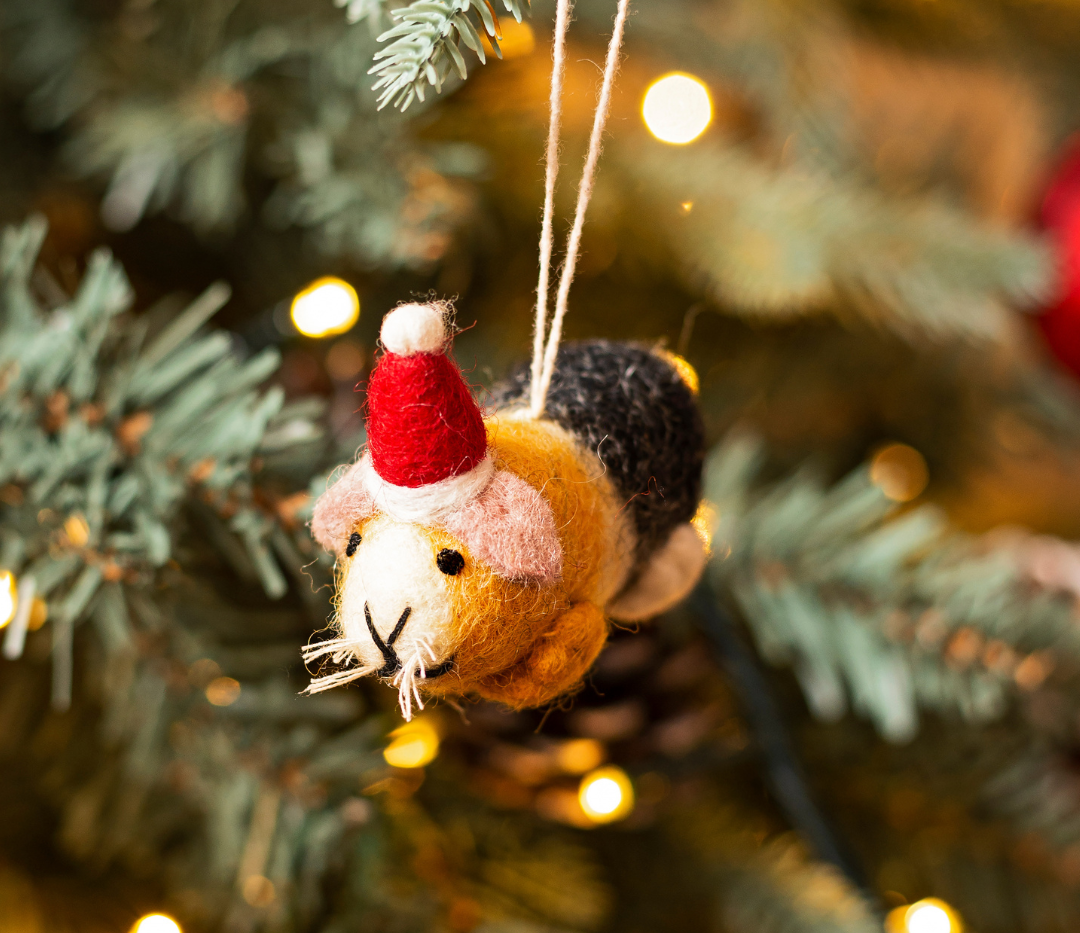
left=366, top=349, right=487, bottom=487
left=431, top=416, right=623, bottom=708
left=312, top=452, right=559, bottom=579
left=310, top=459, right=376, bottom=556
left=359, top=452, right=496, bottom=523
left=607, top=522, right=708, bottom=622
left=442, top=468, right=563, bottom=583
left=315, top=416, right=630, bottom=711
left=492, top=341, right=705, bottom=570
left=380, top=303, right=447, bottom=356
left=337, top=518, right=455, bottom=673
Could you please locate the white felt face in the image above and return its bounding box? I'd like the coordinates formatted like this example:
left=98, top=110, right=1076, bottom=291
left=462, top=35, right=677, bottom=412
left=338, top=517, right=457, bottom=683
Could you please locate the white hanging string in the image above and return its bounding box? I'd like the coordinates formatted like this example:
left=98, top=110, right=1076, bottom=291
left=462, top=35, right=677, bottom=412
left=530, top=0, right=574, bottom=415
left=529, top=0, right=632, bottom=419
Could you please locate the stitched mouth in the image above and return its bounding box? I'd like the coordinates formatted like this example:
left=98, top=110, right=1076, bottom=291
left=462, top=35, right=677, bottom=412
left=364, top=602, right=453, bottom=682
left=365, top=602, right=411, bottom=678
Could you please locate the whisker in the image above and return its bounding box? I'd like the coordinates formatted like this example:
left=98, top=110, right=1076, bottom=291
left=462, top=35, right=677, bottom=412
left=411, top=648, right=426, bottom=709
left=397, top=661, right=416, bottom=720
left=303, top=638, right=365, bottom=664
left=304, top=664, right=376, bottom=694
left=418, top=637, right=437, bottom=662
left=398, top=670, right=413, bottom=720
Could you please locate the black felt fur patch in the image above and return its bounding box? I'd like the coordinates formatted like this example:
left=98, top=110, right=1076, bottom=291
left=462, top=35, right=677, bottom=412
left=491, top=341, right=705, bottom=567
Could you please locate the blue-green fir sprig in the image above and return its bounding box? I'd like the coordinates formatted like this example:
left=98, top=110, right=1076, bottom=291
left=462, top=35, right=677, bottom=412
left=705, top=435, right=1080, bottom=743
left=370, top=0, right=529, bottom=111
left=0, top=217, right=322, bottom=706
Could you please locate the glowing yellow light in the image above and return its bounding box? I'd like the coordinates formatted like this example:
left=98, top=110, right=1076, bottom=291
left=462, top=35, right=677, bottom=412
left=680, top=201, right=694, bottom=213
left=642, top=73, right=712, bottom=145
left=290, top=277, right=360, bottom=338
left=886, top=899, right=963, bottom=933
left=132, top=915, right=182, bottom=933
left=870, top=443, right=929, bottom=503
left=28, top=597, right=48, bottom=631
left=578, top=766, right=634, bottom=823
left=0, top=572, right=15, bottom=629
left=242, top=874, right=276, bottom=907
left=64, top=513, right=90, bottom=547
left=205, top=676, right=241, bottom=707
left=691, top=500, right=718, bottom=554
left=383, top=717, right=440, bottom=769
left=555, top=738, right=605, bottom=775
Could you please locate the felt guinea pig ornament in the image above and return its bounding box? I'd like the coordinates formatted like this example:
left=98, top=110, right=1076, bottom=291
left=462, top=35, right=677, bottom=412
left=307, top=303, right=706, bottom=717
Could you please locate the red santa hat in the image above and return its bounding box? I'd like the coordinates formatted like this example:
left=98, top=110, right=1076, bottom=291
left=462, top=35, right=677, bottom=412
left=360, top=304, right=493, bottom=521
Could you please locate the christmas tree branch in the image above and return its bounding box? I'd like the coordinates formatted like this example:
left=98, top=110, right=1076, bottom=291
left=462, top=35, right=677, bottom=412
left=615, top=141, right=1051, bottom=341
left=369, top=0, right=529, bottom=111
left=705, top=435, right=1080, bottom=742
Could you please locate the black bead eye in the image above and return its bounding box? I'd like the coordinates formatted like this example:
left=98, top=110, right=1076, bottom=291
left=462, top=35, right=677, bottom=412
left=345, top=532, right=362, bottom=557
left=436, top=549, right=465, bottom=576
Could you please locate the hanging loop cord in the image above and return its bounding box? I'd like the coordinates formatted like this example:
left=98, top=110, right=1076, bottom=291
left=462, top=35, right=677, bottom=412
left=528, top=0, right=632, bottom=419
left=529, top=0, right=573, bottom=415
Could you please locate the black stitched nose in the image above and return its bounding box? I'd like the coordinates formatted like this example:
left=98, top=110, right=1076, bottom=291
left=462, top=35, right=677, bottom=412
left=365, top=603, right=412, bottom=677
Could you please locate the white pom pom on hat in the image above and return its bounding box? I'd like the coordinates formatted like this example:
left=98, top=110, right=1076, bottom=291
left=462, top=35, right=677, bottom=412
left=380, top=303, right=447, bottom=356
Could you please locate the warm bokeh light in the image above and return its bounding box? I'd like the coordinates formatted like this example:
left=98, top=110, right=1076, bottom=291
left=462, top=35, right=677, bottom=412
left=205, top=676, right=241, bottom=706
left=384, top=717, right=440, bottom=768
left=325, top=338, right=367, bottom=382
left=886, top=899, right=962, bottom=933
left=642, top=73, right=712, bottom=144
left=28, top=596, right=48, bottom=631
left=290, top=277, right=360, bottom=338
left=483, top=18, right=535, bottom=58
left=242, top=874, right=277, bottom=907
left=870, top=443, right=929, bottom=502
left=64, top=513, right=90, bottom=547
left=0, top=572, right=15, bottom=629
left=578, top=766, right=635, bottom=823
left=555, top=738, right=605, bottom=775
left=691, top=500, right=718, bottom=554
left=132, top=915, right=182, bottom=933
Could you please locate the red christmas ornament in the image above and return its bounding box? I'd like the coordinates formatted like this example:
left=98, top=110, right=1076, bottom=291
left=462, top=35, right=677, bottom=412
left=1037, top=137, right=1080, bottom=377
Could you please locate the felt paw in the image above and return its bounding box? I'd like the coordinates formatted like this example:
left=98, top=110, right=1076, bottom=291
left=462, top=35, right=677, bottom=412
left=475, top=601, right=607, bottom=709
left=607, top=523, right=706, bottom=622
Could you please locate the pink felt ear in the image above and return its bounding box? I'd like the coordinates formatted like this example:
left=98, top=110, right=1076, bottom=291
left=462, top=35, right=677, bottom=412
left=443, top=470, right=563, bottom=583
left=310, top=460, right=376, bottom=556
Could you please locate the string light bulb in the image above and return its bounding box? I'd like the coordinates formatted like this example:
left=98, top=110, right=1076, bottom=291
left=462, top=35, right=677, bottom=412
left=691, top=500, right=718, bottom=555
left=290, top=277, right=360, bottom=338
left=0, top=571, right=15, bottom=629
left=885, top=898, right=963, bottom=933
left=642, top=73, right=712, bottom=144
left=870, top=443, right=929, bottom=502
left=383, top=716, right=440, bottom=768
left=132, top=915, right=182, bottom=933
left=205, top=676, right=241, bottom=707
left=578, top=766, right=634, bottom=823
left=555, top=738, right=605, bottom=775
